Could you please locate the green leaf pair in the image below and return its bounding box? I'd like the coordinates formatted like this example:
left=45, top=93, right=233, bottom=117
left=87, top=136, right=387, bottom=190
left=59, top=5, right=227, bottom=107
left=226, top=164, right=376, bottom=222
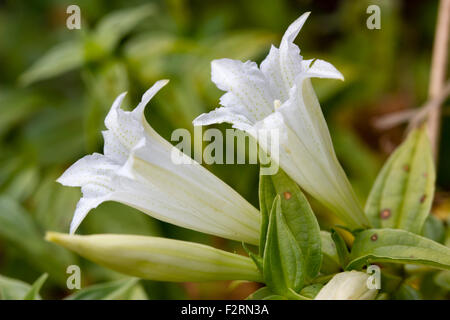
left=257, top=168, right=322, bottom=299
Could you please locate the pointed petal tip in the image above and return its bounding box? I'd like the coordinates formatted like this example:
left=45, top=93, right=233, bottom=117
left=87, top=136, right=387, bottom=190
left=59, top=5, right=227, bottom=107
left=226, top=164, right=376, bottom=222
left=45, top=231, right=69, bottom=244
left=134, top=79, right=171, bottom=116
left=192, top=114, right=207, bottom=126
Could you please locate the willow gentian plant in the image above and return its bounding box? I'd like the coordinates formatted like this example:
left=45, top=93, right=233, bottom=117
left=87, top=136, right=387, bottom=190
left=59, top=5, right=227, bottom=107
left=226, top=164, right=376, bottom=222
left=48, top=12, right=450, bottom=300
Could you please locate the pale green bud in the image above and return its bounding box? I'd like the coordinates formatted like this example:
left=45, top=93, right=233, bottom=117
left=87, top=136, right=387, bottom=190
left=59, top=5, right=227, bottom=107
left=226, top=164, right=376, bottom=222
left=46, top=232, right=262, bottom=283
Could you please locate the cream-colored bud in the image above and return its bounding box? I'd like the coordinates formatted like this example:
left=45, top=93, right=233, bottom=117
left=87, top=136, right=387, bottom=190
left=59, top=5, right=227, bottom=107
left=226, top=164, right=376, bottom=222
left=46, top=232, right=261, bottom=283
left=314, top=271, right=378, bottom=300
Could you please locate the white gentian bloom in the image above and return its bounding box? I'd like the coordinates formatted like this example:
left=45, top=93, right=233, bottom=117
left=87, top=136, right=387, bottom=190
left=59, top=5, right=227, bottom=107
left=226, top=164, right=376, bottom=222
left=57, top=80, right=260, bottom=244
left=46, top=232, right=262, bottom=282
left=193, top=12, right=369, bottom=229
left=314, top=271, right=378, bottom=300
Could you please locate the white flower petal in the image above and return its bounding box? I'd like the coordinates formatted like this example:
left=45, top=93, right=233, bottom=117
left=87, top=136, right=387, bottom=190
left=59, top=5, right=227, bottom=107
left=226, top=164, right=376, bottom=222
left=103, top=80, right=169, bottom=164
left=301, top=58, right=344, bottom=81
left=193, top=107, right=253, bottom=132
left=120, top=137, right=261, bottom=243
left=260, top=46, right=290, bottom=102
left=57, top=153, right=119, bottom=233
left=132, top=79, right=169, bottom=118
left=278, top=12, right=310, bottom=91
left=211, top=58, right=275, bottom=123
left=255, top=78, right=369, bottom=229
left=59, top=82, right=261, bottom=244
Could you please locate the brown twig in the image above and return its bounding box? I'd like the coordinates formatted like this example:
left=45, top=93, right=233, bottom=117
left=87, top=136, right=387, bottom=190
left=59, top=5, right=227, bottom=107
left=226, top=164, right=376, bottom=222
left=427, top=0, right=450, bottom=161
left=372, top=80, right=450, bottom=130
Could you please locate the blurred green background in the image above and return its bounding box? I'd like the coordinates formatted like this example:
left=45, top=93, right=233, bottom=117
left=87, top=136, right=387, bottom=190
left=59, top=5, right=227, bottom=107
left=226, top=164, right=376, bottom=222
left=0, top=0, right=449, bottom=299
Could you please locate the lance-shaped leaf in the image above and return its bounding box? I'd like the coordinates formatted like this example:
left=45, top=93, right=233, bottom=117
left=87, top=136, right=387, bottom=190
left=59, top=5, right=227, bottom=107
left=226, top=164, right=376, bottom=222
left=20, top=5, right=155, bottom=86
left=92, top=4, right=155, bottom=53
left=65, top=278, right=145, bottom=300
left=260, top=168, right=322, bottom=281
left=0, top=275, right=33, bottom=300
left=263, top=196, right=305, bottom=297
left=365, top=127, right=435, bottom=234
left=320, top=231, right=341, bottom=274
left=331, top=229, right=350, bottom=268
left=0, top=274, right=47, bottom=300
left=19, top=41, right=84, bottom=86
left=46, top=232, right=261, bottom=283
left=347, top=229, right=450, bottom=270
left=258, top=167, right=276, bottom=254
left=22, top=274, right=48, bottom=300
left=246, top=287, right=287, bottom=300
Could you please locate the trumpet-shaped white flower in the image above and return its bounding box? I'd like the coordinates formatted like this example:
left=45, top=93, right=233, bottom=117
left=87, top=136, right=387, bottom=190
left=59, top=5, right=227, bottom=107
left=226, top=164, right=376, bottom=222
left=57, top=80, right=260, bottom=244
left=46, top=232, right=262, bottom=282
left=314, top=271, right=378, bottom=300
left=193, top=12, right=369, bottom=229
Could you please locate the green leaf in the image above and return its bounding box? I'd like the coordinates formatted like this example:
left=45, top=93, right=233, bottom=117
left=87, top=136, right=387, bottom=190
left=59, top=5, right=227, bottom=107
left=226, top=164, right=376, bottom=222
left=422, top=215, right=445, bottom=244
left=22, top=274, right=48, bottom=300
left=319, top=231, right=341, bottom=274
left=242, top=242, right=263, bottom=273
left=19, top=41, right=84, bottom=85
left=246, top=287, right=287, bottom=300
left=365, top=127, right=435, bottom=234
left=331, top=229, right=350, bottom=268
left=0, top=196, right=76, bottom=284
left=263, top=196, right=304, bottom=297
left=434, top=270, right=450, bottom=291
left=258, top=168, right=276, bottom=254
left=93, top=4, right=155, bottom=53
left=260, top=168, right=322, bottom=281
left=299, top=283, right=323, bottom=299
left=348, top=229, right=450, bottom=270
left=0, top=275, right=32, bottom=300
left=65, top=278, right=144, bottom=300
left=393, top=283, right=421, bottom=300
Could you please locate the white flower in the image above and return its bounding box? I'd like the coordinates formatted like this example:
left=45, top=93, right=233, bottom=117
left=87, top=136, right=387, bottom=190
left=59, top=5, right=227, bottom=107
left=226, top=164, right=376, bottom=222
left=46, top=232, right=261, bottom=282
left=57, top=80, right=260, bottom=244
left=193, top=12, right=369, bottom=229
left=314, top=271, right=378, bottom=300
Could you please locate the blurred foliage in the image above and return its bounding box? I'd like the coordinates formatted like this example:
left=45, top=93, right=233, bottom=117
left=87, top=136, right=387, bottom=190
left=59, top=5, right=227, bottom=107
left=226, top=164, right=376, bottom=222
left=0, top=0, right=448, bottom=299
